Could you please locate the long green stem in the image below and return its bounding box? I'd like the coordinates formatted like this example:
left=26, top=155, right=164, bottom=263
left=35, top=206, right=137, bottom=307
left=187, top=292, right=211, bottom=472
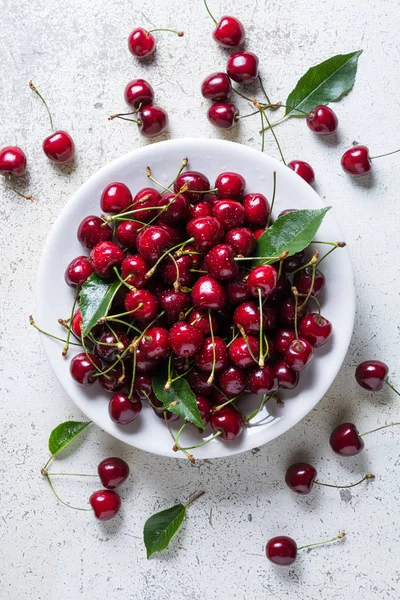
left=258, top=288, right=264, bottom=366
left=62, top=287, right=80, bottom=356
left=46, top=472, right=97, bottom=477
left=262, top=107, right=286, bottom=164
left=29, top=317, right=81, bottom=346
left=203, top=0, right=218, bottom=24
left=266, top=171, right=276, bottom=229
left=298, top=532, right=345, bottom=551
left=6, top=173, right=34, bottom=201
left=207, top=309, right=216, bottom=385
left=258, top=75, right=271, bottom=105
left=179, top=432, right=222, bottom=451
left=370, top=148, right=400, bottom=160
left=43, top=474, right=91, bottom=512
left=29, top=81, right=54, bottom=131
left=314, top=474, right=374, bottom=489
left=386, top=380, right=400, bottom=397
left=147, top=28, right=184, bottom=36
left=360, top=422, right=400, bottom=437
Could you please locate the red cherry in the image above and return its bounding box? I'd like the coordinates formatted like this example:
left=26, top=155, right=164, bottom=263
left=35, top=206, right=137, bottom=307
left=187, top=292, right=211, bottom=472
left=90, top=241, right=125, bottom=278
left=0, top=146, right=27, bottom=176
left=169, top=322, right=204, bottom=357
left=121, top=255, right=149, bottom=288
left=89, top=490, right=121, bottom=521
left=210, top=406, right=243, bottom=441
left=160, top=289, right=191, bottom=324
left=65, top=255, right=94, bottom=286
left=136, top=225, right=172, bottom=264
left=128, top=28, right=156, bottom=58
left=285, top=463, right=317, bottom=495
left=137, top=105, right=168, bottom=138
left=77, top=215, right=112, bottom=250
left=192, top=275, right=226, bottom=309
left=273, top=360, right=299, bottom=389
left=201, top=72, right=232, bottom=101
left=293, top=267, right=325, bottom=296
left=98, top=457, right=130, bottom=489
left=243, top=193, right=270, bottom=227
left=100, top=182, right=132, bottom=214
left=207, top=103, right=239, bottom=129
left=174, top=171, right=210, bottom=202
left=161, top=253, right=193, bottom=287
left=226, top=51, right=259, bottom=83
left=135, top=347, right=159, bottom=373
left=285, top=338, right=314, bottom=371
left=306, top=105, right=338, bottom=135
left=132, top=187, right=162, bottom=222
left=187, top=308, right=219, bottom=336
left=99, top=364, right=128, bottom=393
left=108, top=392, right=142, bottom=424
left=212, top=200, right=245, bottom=230
left=233, top=301, right=276, bottom=335
left=71, top=309, right=83, bottom=338
left=218, top=366, right=247, bottom=397
left=225, top=275, right=252, bottom=305
left=195, top=337, right=228, bottom=372
left=341, top=145, right=371, bottom=176
left=225, top=227, right=256, bottom=257
left=228, top=335, right=259, bottom=368
left=43, top=130, right=75, bottom=164
left=329, top=422, right=365, bottom=456
left=151, top=397, right=180, bottom=422
left=275, top=328, right=296, bottom=356
left=195, top=395, right=213, bottom=425
left=282, top=250, right=307, bottom=274
left=266, top=536, right=297, bottom=566
left=212, top=16, right=245, bottom=48
left=247, top=264, right=278, bottom=298
left=248, top=366, right=278, bottom=395
left=186, top=217, right=224, bottom=251
left=124, top=78, right=154, bottom=108
left=158, top=191, right=190, bottom=225
left=70, top=352, right=101, bottom=385
left=299, top=313, right=332, bottom=347
left=355, top=360, right=389, bottom=391
left=288, top=160, right=315, bottom=185
left=124, top=289, right=158, bottom=321
left=215, top=172, right=245, bottom=200
left=190, top=202, right=213, bottom=219
left=204, top=243, right=238, bottom=280
left=254, top=228, right=265, bottom=240
left=116, top=221, right=142, bottom=249
left=93, top=329, right=130, bottom=362
left=187, top=368, right=214, bottom=396
left=279, top=297, right=307, bottom=327
left=139, top=327, right=170, bottom=359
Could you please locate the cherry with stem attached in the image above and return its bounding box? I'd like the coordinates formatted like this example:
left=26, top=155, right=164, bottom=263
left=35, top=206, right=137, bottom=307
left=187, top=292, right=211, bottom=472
left=266, top=532, right=345, bottom=566
left=285, top=462, right=374, bottom=495
left=355, top=360, right=399, bottom=396
left=203, top=0, right=245, bottom=48
left=330, top=421, right=400, bottom=456
left=341, top=144, right=400, bottom=177
left=0, top=146, right=34, bottom=201
left=128, top=27, right=184, bottom=58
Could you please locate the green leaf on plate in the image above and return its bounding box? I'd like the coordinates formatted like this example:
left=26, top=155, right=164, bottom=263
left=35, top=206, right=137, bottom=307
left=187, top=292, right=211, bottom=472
left=144, top=503, right=186, bottom=558
left=79, top=273, right=121, bottom=336
left=48, top=421, right=91, bottom=456
left=254, top=207, right=330, bottom=266
left=285, top=51, right=363, bottom=117
left=152, top=368, right=205, bottom=429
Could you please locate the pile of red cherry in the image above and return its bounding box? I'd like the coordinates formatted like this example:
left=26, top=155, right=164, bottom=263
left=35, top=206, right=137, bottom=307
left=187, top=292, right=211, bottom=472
left=63, top=163, right=333, bottom=448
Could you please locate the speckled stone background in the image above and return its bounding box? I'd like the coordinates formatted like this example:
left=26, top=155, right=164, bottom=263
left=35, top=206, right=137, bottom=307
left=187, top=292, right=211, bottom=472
left=1, top=0, right=400, bottom=598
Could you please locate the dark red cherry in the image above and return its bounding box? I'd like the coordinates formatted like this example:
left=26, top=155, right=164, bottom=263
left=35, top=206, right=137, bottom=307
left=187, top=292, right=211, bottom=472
left=90, top=490, right=121, bottom=521
left=0, top=146, right=27, bottom=176
left=158, top=191, right=190, bottom=225
left=293, top=267, right=325, bottom=297
left=174, top=170, right=210, bottom=202
left=282, top=250, right=307, bottom=274
left=285, top=462, right=317, bottom=495
left=121, top=254, right=149, bottom=288
left=195, top=337, right=228, bottom=373
left=187, top=368, right=214, bottom=396
left=288, top=160, right=315, bottom=185
left=137, top=105, right=168, bottom=138
left=169, top=322, right=204, bottom=357
left=136, top=225, right=172, bottom=264
left=157, top=223, right=184, bottom=246
left=225, top=227, right=256, bottom=257
left=160, top=289, right=191, bottom=324
left=190, top=202, right=213, bottom=219
left=254, top=228, right=265, bottom=240
left=187, top=308, right=219, bottom=336
left=124, top=289, right=158, bottom=321
left=186, top=216, right=224, bottom=251
left=93, top=329, right=130, bottom=362
left=191, top=275, right=226, bottom=309
left=248, top=366, right=278, bottom=395
left=213, top=16, right=245, bottom=48
left=243, top=193, right=270, bottom=228
left=98, top=457, right=130, bottom=489
left=228, top=335, right=259, bottom=368
left=247, top=264, right=278, bottom=298
left=215, top=172, right=245, bottom=200
left=341, top=145, right=371, bottom=176
left=204, top=243, right=238, bottom=280
left=65, top=255, right=94, bottom=286
left=218, top=366, right=247, bottom=397
left=212, top=200, right=245, bottom=230
left=100, top=182, right=132, bottom=214
left=139, top=326, right=170, bottom=359
left=43, top=130, right=75, bottom=164
left=285, top=339, right=314, bottom=372
left=233, top=301, right=276, bottom=335
left=131, top=374, right=152, bottom=402
left=355, top=360, right=389, bottom=391
left=71, top=309, right=84, bottom=338
left=299, top=313, right=332, bottom=347
left=70, top=352, right=101, bottom=385
left=77, top=215, right=112, bottom=250
left=135, top=347, right=159, bottom=373
left=195, top=395, right=213, bottom=425
left=329, top=422, right=365, bottom=456
left=274, top=360, right=299, bottom=389
left=210, top=406, right=243, bottom=441
left=124, top=78, right=154, bottom=108
left=161, top=254, right=193, bottom=287
left=306, top=105, right=338, bottom=135
left=128, top=28, right=156, bottom=58
left=151, top=397, right=180, bottom=422
left=279, top=297, right=307, bottom=326
left=275, top=328, right=297, bottom=356
left=225, top=274, right=251, bottom=305
left=99, top=364, right=128, bottom=393
left=278, top=208, right=297, bottom=218
left=207, top=103, right=239, bottom=129
left=227, top=51, right=259, bottom=83
left=132, top=187, right=162, bottom=222
left=266, top=537, right=297, bottom=566
left=201, top=72, right=232, bottom=101
left=116, top=221, right=142, bottom=249
left=90, top=241, right=125, bottom=278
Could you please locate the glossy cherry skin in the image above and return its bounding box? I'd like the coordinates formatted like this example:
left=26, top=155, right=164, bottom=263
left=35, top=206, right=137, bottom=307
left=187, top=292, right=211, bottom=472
left=89, top=490, right=121, bottom=521
left=329, top=422, right=365, bottom=456
left=108, top=392, right=142, bottom=424
left=169, top=322, right=204, bottom=357
left=116, top=221, right=142, bottom=250
left=243, top=193, right=270, bottom=227
left=279, top=297, right=307, bottom=327
left=128, top=28, right=155, bottom=58
left=158, top=191, right=190, bottom=225
left=212, top=200, right=245, bottom=230
left=0, top=146, right=27, bottom=176
left=196, top=395, right=213, bottom=426
left=218, top=366, right=247, bottom=397
left=285, top=339, right=314, bottom=371
left=234, top=301, right=276, bottom=335
left=135, top=348, right=159, bottom=373
left=274, top=360, right=299, bottom=389
left=225, top=227, right=256, bottom=257
left=65, top=255, right=94, bottom=286
left=201, top=72, right=232, bottom=101
left=207, top=103, right=239, bottom=129
left=90, top=241, right=125, bottom=278
left=161, top=253, right=193, bottom=286
left=124, top=289, right=158, bottom=321
left=160, top=289, right=191, bottom=324
left=282, top=250, right=307, bottom=274
left=288, top=160, right=315, bottom=185
left=227, top=51, right=259, bottom=83
left=138, top=106, right=168, bottom=138
left=151, top=397, right=180, bottom=422
left=174, top=170, right=210, bottom=201
left=247, top=264, right=278, bottom=298
left=275, top=328, right=296, bottom=356
left=299, top=313, right=332, bottom=348
left=131, top=374, right=152, bottom=401
left=306, top=105, right=338, bottom=135
left=285, top=462, right=317, bottom=495
left=294, top=267, right=325, bottom=297
left=136, top=225, right=172, bottom=264
left=98, top=457, right=130, bottom=489
left=192, top=275, right=226, bottom=309
left=204, top=243, right=238, bottom=280
left=43, top=130, right=75, bottom=164
left=99, top=364, right=128, bottom=393
left=190, top=202, right=212, bottom=219
left=248, top=366, right=278, bottom=395
left=187, top=368, right=214, bottom=396
left=228, top=336, right=259, bottom=368
left=187, top=308, right=219, bottom=336
left=210, top=406, right=243, bottom=441
left=121, top=255, right=149, bottom=288
left=215, top=172, right=245, bottom=200
left=93, top=329, right=130, bottom=362
left=132, top=187, right=162, bottom=222
left=225, top=275, right=251, bottom=305
left=100, top=182, right=132, bottom=214
left=195, top=337, right=228, bottom=373
left=355, top=360, right=389, bottom=391
left=186, top=216, right=224, bottom=251
left=139, top=327, right=170, bottom=359
left=70, top=352, right=101, bottom=385
left=77, top=215, right=112, bottom=250
left=341, top=145, right=371, bottom=176
left=213, top=16, right=245, bottom=48
left=124, top=78, right=154, bottom=108
left=266, top=536, right=297, bottom=566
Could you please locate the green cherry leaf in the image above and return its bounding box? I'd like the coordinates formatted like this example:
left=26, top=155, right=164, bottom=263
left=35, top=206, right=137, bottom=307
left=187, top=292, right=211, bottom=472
left=79, top=274, right=121, bottom=336
left=285, top=51, right=363, bottom=117
left=254, top=207, right=330, bottom=265
left=152, top=368, right=205, bottom=429
left=48, top=421, right=91, bottom=457
left=144, top=503, right=186, bottom=558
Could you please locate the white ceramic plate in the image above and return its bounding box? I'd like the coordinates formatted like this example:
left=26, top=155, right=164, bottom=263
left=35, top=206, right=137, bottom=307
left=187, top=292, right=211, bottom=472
left=36, top=138, right=355, bottom=459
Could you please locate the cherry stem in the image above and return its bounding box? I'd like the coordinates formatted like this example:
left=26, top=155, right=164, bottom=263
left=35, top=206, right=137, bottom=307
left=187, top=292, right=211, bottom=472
left=147, top=28, right=184, bottom=36
left=317, top=245, right=339, bottom=267
left=168, top=157, right=188, bottom=188
left=108, top=110, right=140, bottom=121
left=298, top=262, right=316, bottom=312
left=360, top=422, right=400, bottom=437
left=237, top=325, right=258, bottom=365
left=370, top=148, right=400, bottom=160
left=113, top=267, right=135, bottom=290
left=146, top=237, right=193, bottom=278
left=43, top=473, right=92, bottom=512
left=298, top=532, right=345, bottom=552
left=146, top=166, right=173, bottom=193
left=110, top=115, right=138, bottom=124
left=185, top=490, right=206, bottom=508
left=234, top=255, right=280, bottom=261
left=207, top=309, right=216, bottom=385
left=232, top=88, right=253, bottom=102
left=260, top=108, right=266, bottom=153
left=261, top=106, right=286, bottom=164
left=168, top=421, right=195, bottom=463
left=179, top=432, right=222, bottom=451
left=203, top=0, right=218, bottom=25
left=292, top=286, right=300, bottom=344
left=127, top=347, right=137, bottom=399
left=29, top=80, right=54, bottom=131
left=266, top=171, right=277, bottom=229
left=29, top=316, right=81, bottom=347
left=314, top=473, right=375, bottom=489
left=245, top=391, right=276, bottom=425
left=385, top=380, right=400, bottom=397
left=45, top=472, right=97, bottom=477
left=212, top=391, right=242, bottom=412
left=258, top=288, right=264, bottom=366
left=7, top=173, right=35, bottom=201
left=62, top=286, right=80, bottom=356
left=258, top=75, right=272, bottom=105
